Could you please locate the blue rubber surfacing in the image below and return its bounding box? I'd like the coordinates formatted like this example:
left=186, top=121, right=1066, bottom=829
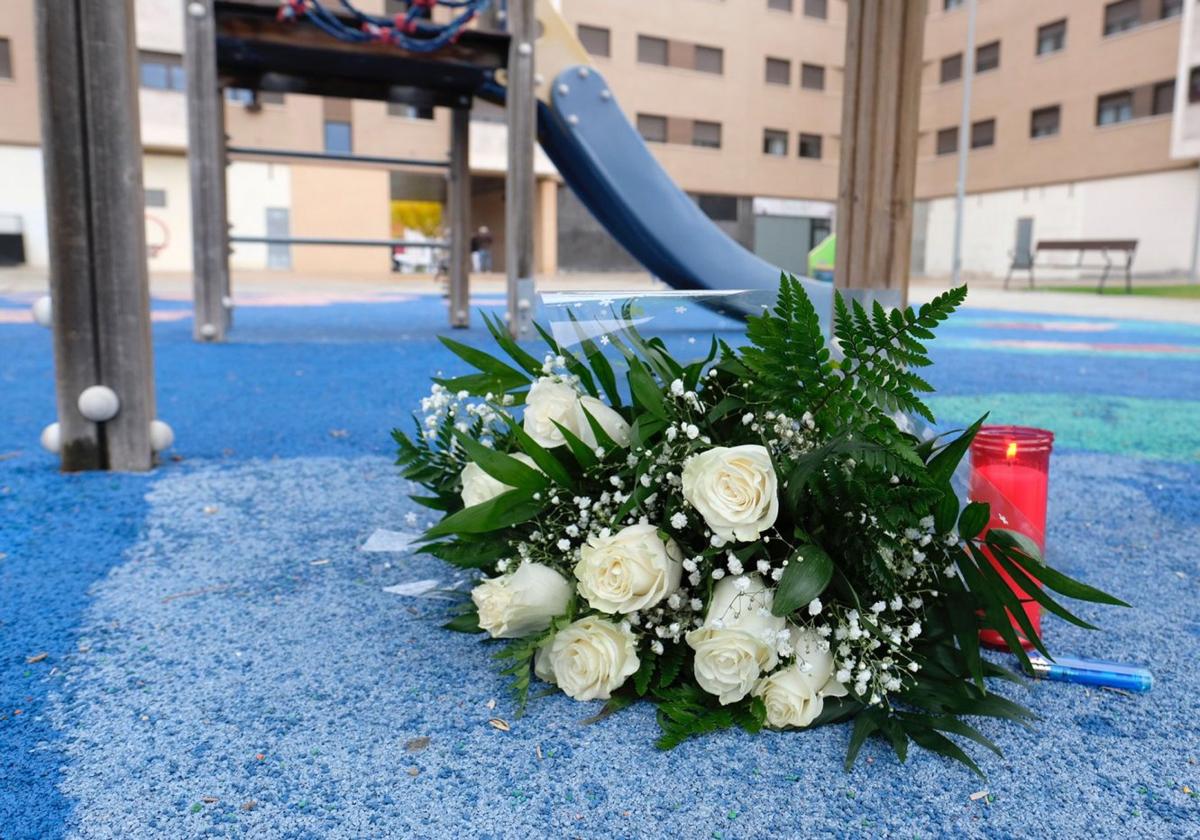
left=1, top=293, right=1199, bottom=838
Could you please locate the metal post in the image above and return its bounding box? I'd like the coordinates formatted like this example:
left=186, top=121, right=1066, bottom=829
left=951, top=0, right=977, bottom=287
left=448, top=104, right=472, bottom=328
left=505, top=0, right=536, bottom=339
left=35, top=0, right=156, bottom=471
left=185, top=0, right=232, bottom=342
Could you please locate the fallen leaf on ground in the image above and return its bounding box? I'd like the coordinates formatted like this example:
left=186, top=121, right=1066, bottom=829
left=404, top=736, right=431, bottom=753
left=485, top=698, right=496, bottom=710
left=969, top=790, right=989, bottom=801
left=488, top=718, right=510, bottom=732
left=25, top=652, right=47, bottom=664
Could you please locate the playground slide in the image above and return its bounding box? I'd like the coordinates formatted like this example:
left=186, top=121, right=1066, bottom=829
left=531, top=67, right=831, bottom=320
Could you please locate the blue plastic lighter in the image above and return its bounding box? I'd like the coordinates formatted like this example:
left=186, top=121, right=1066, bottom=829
left=1025, top=654, right=1153, bottom=693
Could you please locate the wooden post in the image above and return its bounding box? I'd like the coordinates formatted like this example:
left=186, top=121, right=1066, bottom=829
left=185, top=0, right=233, bottom=342
left=505, top=0, right=536, bottom=339
left=448, top=103, right=471, bottom=328
left=834, top=0, right=927, bottom=309
left=35, top=0, right=156, bottom=472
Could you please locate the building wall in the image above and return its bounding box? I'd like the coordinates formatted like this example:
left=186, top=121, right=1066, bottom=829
left=289, top=165, right=392, bottom=274
left=228, top=160, right=292, bottom=269
left=143, top=153, right=192, bottom=271
left=0, top=1, right=41, bottom=147
left=0, top=145, right=48, bottom=266
left=921, top=168, right=1199, bottom=279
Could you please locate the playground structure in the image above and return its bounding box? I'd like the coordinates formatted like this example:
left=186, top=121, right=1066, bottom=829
left=33, top=0, right=928, bottom=471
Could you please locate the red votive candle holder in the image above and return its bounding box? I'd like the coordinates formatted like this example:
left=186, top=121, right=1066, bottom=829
left=968, top=425, right=1054, bottom=651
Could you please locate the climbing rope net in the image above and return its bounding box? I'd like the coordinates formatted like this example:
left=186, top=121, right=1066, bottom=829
left=278, top=0, right=494, bottom=53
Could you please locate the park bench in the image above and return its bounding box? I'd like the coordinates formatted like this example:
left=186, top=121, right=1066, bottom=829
left=1005, top=238, right=1138, bottom=293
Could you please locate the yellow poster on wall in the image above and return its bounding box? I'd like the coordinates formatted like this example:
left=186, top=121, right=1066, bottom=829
left=391, top=201, right=443, bottom=237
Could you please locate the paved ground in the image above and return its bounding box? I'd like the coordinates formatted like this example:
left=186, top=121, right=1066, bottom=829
left=1, top=279, right=1198, bottom=839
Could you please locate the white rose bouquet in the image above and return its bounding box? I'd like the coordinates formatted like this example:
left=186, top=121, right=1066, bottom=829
left=394, top=276, right=1126, bottom=775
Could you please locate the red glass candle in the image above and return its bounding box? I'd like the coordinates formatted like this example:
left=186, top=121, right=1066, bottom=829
left=968, top=425, right=1054, bottom=650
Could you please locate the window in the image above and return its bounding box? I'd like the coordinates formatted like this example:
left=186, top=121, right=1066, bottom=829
left=577, top=25, right=610, bottom=57
left=765, top=57, right=791, bottom=85
left=637, top=113, right=667, bottom=143
left=975, top=41, right=1000, bottom=73
left=0, top=38, right=11, bottom=80
left=697, top=194, right=738, bottom=222
left=226, top=88, right=254, bottom=104
left=798, top=132, right=822, bottom=159
left=971, top=118, right=996, bottom=149
left=1190, top=66, right=1200, bottom=104
left=637, top=35, right=668, bottom=66
left=801, top=63, right=826, bottom=91
left=139, top=51, right=186, bottom=91
left=944, top=0, right=963, bottom=9
left=1096, top=91, right=1134, bottom=125
left=1161, top=0, right=1183, bottom=20
left=768, top=0, right=793, bottom=10
left=692, top=120, right=722, bottom=149
left=1036, top=20, right=1066, bottom=55
left=763, top=129, right=789, bottom=156
left=1030, top=105, right=1060, bottom=138
left=324, top=120, right=352, bottom=153
left=1152, top=80, right=1175, bottom=116
left=144, top=189, right=167, bottom=208
left=227, top=89, right=284, bottom=106
left=803, top=0, right=827, bottom=20
left=936, top=127, right=958, bottom=155
left=694, top=45, right=724, bottom=75
left=1103, top=0, right=1140, bottom=36
left=940, top=53, right=962, bottom=83
left=388, top=102, right=434, bottom=119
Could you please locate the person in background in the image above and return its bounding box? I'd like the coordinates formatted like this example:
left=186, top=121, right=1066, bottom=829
left=470, top=225, right=493, bottom=272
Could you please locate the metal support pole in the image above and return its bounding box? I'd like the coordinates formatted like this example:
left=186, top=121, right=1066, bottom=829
left=185, top=0, right=232, bottom=342
left=951, top=0, right=977, bottom=287
left=505, top=0, right=536, bottom=339
left=448, top=104, right=472, bottom=328
left=35, top=0, right=156, bottom=471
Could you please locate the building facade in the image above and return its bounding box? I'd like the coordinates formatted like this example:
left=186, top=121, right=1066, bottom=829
left=0, top=0, right=1197, bottom=280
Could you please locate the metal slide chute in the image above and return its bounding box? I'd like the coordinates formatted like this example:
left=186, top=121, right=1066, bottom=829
left=524, top=0, right=832, bottom=319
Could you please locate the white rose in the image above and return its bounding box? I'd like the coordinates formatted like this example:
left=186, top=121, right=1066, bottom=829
left=681, top=445, right=779, bottom=542
left=574, top=523, right=682, bottom=614
left=470, top=562, right=572, bottom=639
left=533, top=615, right=639, bottom=701
left=523, top=378, right=582, bottom=448
left=686, top=574, right=786, bottom=704
left=576, top=396, right=632, bottom=448
left=752, top=628, right=849, bottom=728
left=460, top=453, right=539, bottom=507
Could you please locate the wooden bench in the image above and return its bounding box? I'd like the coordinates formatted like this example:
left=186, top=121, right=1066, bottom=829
left=1006, top=239, right=1138, bottom=293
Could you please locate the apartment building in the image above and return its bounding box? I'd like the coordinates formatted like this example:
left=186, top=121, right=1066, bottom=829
left=1, top=0, right=1198, bottom=280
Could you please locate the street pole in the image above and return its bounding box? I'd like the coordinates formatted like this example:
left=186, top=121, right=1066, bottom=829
left=951, top=0, right=977, bottom=287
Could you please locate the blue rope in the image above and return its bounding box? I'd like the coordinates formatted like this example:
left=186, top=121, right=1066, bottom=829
left=283, top=0, right=493, bottom=54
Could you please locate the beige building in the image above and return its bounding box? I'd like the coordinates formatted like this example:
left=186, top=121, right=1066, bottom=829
left=1, top=0, right=1198, bottom=280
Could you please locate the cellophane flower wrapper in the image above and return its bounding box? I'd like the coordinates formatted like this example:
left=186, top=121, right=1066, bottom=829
left=393, top=277, right=1127, bottom=775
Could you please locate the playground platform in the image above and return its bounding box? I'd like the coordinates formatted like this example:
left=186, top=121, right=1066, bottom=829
left=1, top=272, right=1198, bottom=839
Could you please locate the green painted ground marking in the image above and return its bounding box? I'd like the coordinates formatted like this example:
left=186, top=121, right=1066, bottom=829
left=927, top=393, right=1200, bottom=462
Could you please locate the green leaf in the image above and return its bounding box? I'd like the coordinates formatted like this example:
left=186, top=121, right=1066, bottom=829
left=932, top=484, right=961, bottom=534
left=551, top=420, right=599, bottom=469
left=424, top=488, right=545, bottom=538
left=443, top=610, right=482, bottom=633
left=844, top=711, right=880, bottom=771
left=438, top=335, right=530, bottom=387
left=481, top=311, right=543, bottom=376
left=578, top=402, right=619, bottom=452
left=634, top=651, right=657, bottom=696
left=906, top=726, right=985, bottom=778
left=927, top=414, right=987, bottom=486
left=986, top=530, right=1130, bottom=607
left=499, top=414, right=575, bottom=489
left=418, top=539, right=510, bottom=569
left=627, top=360, right=668, bottom=420
left=453, top=430, right=547, bottom=491
left=958, top=501, right=990, bottom=541
left=657, top=643, right=687, bottom=689
left=772, top=544, right=834, bottom=616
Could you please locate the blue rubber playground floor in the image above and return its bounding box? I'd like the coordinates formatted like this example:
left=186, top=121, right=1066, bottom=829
left=1, top=288, right=1199, bottom=839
